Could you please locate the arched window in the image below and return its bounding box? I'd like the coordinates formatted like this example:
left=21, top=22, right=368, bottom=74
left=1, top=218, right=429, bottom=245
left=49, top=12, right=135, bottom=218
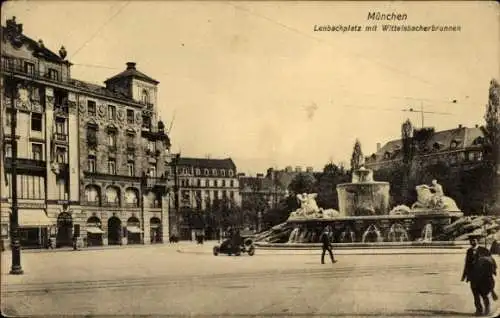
left=141, top=89, right=149, bottom=104
left=85, top=185, right=101, bottom=204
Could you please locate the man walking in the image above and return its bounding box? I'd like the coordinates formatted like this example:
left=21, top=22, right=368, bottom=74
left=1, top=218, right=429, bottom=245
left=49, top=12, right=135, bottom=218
left=320, top=227, right=337, bottom=264
left=461, top=233, right=497, bottom=316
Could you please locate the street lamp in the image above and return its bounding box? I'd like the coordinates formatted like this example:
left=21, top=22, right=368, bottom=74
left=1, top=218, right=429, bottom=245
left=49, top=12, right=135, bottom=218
left=9, top=82, right=23, bottom=275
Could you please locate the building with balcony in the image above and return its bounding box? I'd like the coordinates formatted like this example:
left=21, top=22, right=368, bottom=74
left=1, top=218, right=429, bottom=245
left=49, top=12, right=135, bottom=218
left=1, top=17, right=172, bottom=249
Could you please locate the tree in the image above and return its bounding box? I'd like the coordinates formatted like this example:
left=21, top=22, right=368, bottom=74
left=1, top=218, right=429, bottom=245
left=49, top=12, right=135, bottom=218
left=482, top=78, right=500, bottom=213
left=315, top=162, right=350, bottom=209
left=350, top=139, right=364, bottom=171
left=401, top=119, right=414, bottom=203
left=288, top=172, right=316, bottom=195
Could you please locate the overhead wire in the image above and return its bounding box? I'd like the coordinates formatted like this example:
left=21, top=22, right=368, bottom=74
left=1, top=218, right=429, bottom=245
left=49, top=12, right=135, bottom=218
left=71, top=1, right=130, bottom=60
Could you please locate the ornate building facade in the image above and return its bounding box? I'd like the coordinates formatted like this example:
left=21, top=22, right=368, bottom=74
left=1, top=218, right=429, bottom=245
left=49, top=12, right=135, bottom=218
left=1, top=17, right=172, bottom=249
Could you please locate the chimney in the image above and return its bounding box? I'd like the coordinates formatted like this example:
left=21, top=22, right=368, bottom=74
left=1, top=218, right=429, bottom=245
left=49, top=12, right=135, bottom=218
left=256, top=173, right=264, bottom=178
left=376, top=142, right=381, bottom=152
left=237, top=173, right=245, bottom=177
left=306, top=166, right=313, bottom=173
left=126, top=62, right=136, bottom=70
left=458, top=124, right=462, bottom=128
left=295, top=166, right=302, bottom=173
left=475, top=124, right=479, bottom=128
left=285, top=166, right=293, bottom=173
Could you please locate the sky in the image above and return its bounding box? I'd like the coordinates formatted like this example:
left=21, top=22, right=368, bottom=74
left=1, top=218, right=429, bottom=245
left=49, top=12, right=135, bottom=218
left=2, top=1, right=499, bottom=175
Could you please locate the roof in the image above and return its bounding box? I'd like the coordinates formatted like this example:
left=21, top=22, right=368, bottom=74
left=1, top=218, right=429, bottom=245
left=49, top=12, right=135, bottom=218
left=105, top=62, right=159, bottom=85
left=177, top=157, right=237, bottom=170
left=70, top=79, right=134, bottom=101
left=1, top=25, right=65, bottom=64
left=368, top=126, right=485, bottom=163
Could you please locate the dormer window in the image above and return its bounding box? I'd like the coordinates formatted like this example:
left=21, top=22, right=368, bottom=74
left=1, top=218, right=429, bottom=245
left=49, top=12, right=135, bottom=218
left=450, top=140, right=460, bottom=149
left=473, top=137, right=484, bottom=145
left=195, top=168, right=201, bottom=175
left=204, top=169, right=209, bottom=176
left=220, top=169, right=225, bottom=177
left=212, top=169, right=217, bottom=176
left=228, top=170, right=234, bottom=177
left=141, top=89, right=149, bottom=104
left=384, top=152, right=391, bottom=160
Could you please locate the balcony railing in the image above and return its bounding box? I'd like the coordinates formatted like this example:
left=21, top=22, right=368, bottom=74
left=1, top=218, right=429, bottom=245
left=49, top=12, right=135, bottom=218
left=55, top=133, right=68, bottom=142
left=2, top=58, right=64, bottom=83
left=145, top=176, right=168, bottom=189
left=4, top=158, right=46, bottom=173
left=54, top=105, right=69, bottom=114
left=103, top=201, right=120, bottom=207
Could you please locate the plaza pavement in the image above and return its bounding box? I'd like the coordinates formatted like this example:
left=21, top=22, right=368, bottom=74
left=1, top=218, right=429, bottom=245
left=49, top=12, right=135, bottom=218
left=1, top=242, right=499, bottom=317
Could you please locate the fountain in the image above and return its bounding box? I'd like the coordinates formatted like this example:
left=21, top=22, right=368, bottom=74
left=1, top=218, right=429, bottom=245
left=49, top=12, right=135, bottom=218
left=254, top=167, right=464, bottom=247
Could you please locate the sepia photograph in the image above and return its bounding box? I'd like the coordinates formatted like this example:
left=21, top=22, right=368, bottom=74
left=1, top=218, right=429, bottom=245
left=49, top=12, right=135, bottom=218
left=0, top=1, right=499, bottom=317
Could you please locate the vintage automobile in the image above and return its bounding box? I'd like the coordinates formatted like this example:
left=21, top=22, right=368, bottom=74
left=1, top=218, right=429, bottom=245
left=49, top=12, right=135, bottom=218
left=213, top=236, right=255, bottom=256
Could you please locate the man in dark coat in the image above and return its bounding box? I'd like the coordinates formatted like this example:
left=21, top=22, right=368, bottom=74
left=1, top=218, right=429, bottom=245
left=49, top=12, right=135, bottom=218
left=320, top=228, right=337, bottom=264
left=461, top=234, right=497, bottom=316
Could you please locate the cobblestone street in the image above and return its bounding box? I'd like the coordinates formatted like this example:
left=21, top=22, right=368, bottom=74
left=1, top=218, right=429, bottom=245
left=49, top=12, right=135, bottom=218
left=2, top=243, right=498, bottom=317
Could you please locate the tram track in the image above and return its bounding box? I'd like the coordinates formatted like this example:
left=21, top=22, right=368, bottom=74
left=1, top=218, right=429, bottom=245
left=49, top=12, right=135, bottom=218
left=3, top=263, right=458, bottom=297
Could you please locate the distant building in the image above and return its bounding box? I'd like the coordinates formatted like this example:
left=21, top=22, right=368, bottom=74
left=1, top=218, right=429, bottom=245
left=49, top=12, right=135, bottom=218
left=172, top=157, right=240, bottom=240
left=364, top=125, right=486, bottom=171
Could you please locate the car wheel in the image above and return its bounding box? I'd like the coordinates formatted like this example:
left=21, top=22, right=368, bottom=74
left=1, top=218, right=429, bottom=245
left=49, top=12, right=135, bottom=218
left=213, top=247, right=219, bottom=256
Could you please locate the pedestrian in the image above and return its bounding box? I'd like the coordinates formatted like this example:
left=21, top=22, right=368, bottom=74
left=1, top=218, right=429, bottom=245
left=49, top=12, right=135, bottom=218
left=320, top=228, right=336, bottom=264
left=72, top=235, right=78, bottom=251
left=461, top=233, right=497, bottom=316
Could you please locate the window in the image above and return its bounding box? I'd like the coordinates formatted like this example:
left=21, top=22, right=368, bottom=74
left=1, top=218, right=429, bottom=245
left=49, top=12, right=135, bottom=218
left=195, top=168, right=201, bottom=175
left=55, top=117, right=65, bottom=134
left=107, top=105, right=116, bottom=120
left=31, top=113, right=42, bottom=131
left=148, top=164, right=157, bottom=177
left=148, top=141, right=156, bottom=153
left=220, top=169, right=225, bottom=177
left=24, top=62, right=34, bottom=75
left=222, top=180, right=226, bottom=187
left=87, top=101, right=96, bottom=116
left=5, top=144, right=12, bottom=158
left=197, top=179, right=201, bottom=187
left=212, top=169, right=217, bottom=176
left=126, top=109, right=134, bottom=124
left=88, top=156, right=96, bottom=172
left=230, top=180, right=234, bottom=187
left=48, top=69, right=59, bottom=81
left=32, top=143, right=43, bottom=160
left=142, top=115, right=151, bottom=129
left=474, top=151, right=483, bottom=161
left=5, top=109, right=11, bottom=127
left=223, top=190, right=227, bottom=198
left=206, top=179, right=210, bottom=187
left=108, top=132, right=116, bottom=147
left=87, top=125, right=98, bottom=147
left=142, top=89, right=149, bottom=104
left=204, top=169, right=209, bottom=176
left=108, top=159, right=116, bottom=175
left=127, top=162, right=135, bottom=177
left=230, top=191, right=235, bottom=200
left=56, top=147, right=66, bottom=163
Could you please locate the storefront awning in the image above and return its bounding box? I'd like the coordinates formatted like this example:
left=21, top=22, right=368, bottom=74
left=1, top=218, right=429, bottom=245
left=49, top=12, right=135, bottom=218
left=18, top=209, right=52, bottom=228
left=86, top=227, right=105, bottom=234
left=127, top=226, right=143, bottom=233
